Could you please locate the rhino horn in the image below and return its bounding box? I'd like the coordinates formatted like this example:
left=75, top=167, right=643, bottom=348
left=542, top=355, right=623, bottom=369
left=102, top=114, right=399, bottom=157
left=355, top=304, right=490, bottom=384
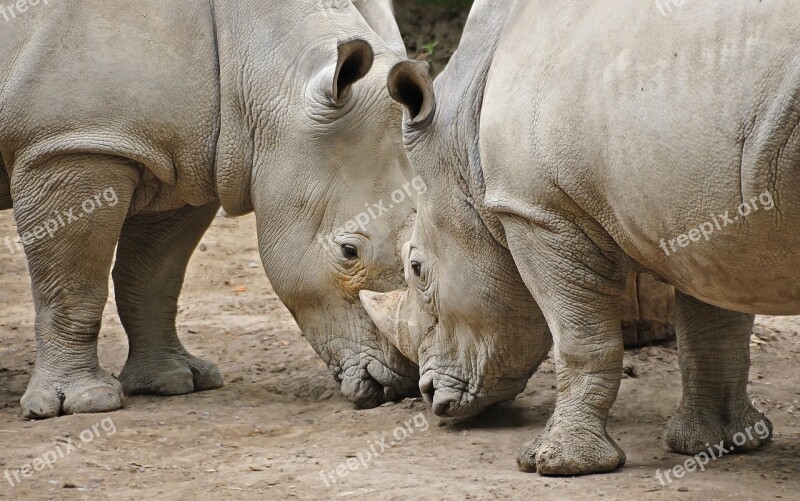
left=360, top=289, right=419, bottom=364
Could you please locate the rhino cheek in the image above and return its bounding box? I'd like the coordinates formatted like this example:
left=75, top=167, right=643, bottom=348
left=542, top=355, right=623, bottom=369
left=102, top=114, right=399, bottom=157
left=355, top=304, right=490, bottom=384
left=294, top=310, right=388, bottom=408
left=293, top=303, right=419, bottom=407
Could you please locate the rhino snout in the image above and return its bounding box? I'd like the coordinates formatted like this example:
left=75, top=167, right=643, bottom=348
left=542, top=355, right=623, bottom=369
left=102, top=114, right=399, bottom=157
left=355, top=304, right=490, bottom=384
left=338, top=358, right=419, bottom=409
left=419, top=372, right=472, bottom=418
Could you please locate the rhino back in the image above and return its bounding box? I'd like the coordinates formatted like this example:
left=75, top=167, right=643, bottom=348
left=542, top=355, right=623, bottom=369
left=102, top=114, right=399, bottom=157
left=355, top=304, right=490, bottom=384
left=0, top=1, right=219, bottom=207
left=482, top=0, right=800, bottom=312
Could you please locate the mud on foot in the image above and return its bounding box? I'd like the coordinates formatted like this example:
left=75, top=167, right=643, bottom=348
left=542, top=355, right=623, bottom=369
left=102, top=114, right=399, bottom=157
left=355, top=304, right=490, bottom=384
left=21, top=368, right=124, bottom=419
left=665, top=401, right=773, bottom=455
left=517, top=415, right=626, bottom=476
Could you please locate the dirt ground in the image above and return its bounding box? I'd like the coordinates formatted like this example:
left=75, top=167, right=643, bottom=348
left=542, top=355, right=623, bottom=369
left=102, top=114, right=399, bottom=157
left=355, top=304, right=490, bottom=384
left=1, top=210, right=799, bottom=501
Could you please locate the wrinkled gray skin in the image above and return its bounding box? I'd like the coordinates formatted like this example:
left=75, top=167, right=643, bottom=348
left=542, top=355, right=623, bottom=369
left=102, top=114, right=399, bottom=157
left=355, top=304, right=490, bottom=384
left=364, top=0, right=800, bottom=475
left=0, top=0, right=420, bottom=419
left=363, top=1, right=552, bottom=419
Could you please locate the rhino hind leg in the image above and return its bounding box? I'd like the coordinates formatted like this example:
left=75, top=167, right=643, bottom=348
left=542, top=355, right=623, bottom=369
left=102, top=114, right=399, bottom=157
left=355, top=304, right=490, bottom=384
left=113, top=201, right=224, bottom=397
left=501, top=213, right=628, bottom=476
left=664, top=292, right=772, bottom=455
left=12, top=154, right=140, bottom=418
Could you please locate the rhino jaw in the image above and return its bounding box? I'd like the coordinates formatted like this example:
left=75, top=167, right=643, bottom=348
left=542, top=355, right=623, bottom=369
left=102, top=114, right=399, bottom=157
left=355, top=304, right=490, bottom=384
left=360, top=289, right=419, bottom=364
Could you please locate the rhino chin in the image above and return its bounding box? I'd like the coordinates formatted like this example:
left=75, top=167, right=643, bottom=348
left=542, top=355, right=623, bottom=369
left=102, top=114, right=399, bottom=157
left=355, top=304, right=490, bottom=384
left=338, top=359, right=420, bottom=409
left=339, top=373, right=387, bottom=409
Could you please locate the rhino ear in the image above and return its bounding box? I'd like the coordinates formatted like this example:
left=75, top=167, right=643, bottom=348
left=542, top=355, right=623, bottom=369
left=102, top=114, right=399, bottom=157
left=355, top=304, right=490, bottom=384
left=333, top=39, right=375, bottom=103
left=388, top=60, right=435, bottom=125
left=360, top=289, right=418, bottom=363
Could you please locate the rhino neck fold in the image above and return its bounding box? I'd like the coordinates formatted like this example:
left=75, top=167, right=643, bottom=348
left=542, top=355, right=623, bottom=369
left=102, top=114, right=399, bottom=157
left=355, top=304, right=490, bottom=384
left=209, top=1, right=326, bottom=217
left=210, top=0, right=256, bottom=216
left=433, top=0, right=519, bottom=248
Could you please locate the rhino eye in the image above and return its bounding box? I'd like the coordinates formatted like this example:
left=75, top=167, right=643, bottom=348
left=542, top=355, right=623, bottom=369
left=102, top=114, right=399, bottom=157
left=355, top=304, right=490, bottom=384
left=342, top=244, right=359, bottom=260
left=411, top=261, right=422, bottom=277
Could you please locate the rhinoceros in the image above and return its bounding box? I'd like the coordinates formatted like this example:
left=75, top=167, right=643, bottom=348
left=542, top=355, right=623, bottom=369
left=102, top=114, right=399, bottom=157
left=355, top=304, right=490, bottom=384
left=362, top=0, right=798, bottom=476
left=0, top=0, right=422, bottom=419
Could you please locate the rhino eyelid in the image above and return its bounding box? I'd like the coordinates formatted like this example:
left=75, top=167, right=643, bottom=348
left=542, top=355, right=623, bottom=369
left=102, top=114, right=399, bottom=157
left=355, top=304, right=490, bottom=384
left=341, top=244, right=359, bottom=260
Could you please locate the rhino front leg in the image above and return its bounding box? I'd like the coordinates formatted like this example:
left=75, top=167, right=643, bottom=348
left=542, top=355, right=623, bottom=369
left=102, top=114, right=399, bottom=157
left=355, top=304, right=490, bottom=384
left=664, top=292, right=772, bottom=455
left=113, top=202, right=224, bottom=396
left=11, top=154, right=138, bottom=419
left=501, top=213, right=627, bottom=475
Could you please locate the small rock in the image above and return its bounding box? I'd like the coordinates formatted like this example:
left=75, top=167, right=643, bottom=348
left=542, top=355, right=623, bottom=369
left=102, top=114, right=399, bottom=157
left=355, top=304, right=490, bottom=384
left=248, top=262, right=260, bottom=269
left=199, top=243, right=207, bottom=252
left=677, top=487, right=689, bottom=492
left=623, top=365, right=638, bottom=378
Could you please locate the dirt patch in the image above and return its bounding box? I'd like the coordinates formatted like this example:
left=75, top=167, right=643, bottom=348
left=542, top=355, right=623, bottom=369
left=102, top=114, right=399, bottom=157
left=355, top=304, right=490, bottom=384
left=1, top=211, right=799, bottom=500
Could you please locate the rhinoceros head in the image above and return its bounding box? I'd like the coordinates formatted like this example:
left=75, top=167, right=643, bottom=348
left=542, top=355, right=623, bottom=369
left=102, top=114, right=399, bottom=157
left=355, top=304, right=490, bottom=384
left=361, top=56, right=552, bottom=418
left=214, top=2, right=423, bottom=408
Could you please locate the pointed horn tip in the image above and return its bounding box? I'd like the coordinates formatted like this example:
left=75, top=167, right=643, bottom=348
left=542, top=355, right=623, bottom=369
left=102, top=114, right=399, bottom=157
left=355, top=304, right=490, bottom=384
left=360, top=290, right=388, bottom=320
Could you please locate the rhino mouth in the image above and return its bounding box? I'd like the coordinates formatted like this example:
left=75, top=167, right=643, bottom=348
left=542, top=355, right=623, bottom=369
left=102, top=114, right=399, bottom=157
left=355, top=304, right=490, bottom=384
left=339, top=373, right=396, bottom=409
left=336, top=360, right=420, bottom=409
left=420, top=371, right=478, bottom=418
left=419, top=370, right=521, bottom=418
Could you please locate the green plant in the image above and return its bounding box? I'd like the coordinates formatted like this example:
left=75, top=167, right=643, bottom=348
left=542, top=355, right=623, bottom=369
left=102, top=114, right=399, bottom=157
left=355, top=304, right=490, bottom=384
left=422, top=40, right=439, bottom=57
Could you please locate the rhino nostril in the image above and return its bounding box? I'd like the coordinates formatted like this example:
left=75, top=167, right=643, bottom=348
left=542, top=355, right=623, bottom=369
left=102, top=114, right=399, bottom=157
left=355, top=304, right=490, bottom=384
left=431, top=399, right=452, bottom=417
left=383, top=386, right=399, bottom=402
left=420, top=379, right=435, bottom=406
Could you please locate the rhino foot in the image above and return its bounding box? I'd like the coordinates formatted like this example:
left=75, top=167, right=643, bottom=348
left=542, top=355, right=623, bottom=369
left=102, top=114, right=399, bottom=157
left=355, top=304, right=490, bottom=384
left=22, top=369, right=124, bottom=419
left=517, top=416, right=626, bottom=476
left=120, top=352, right=223, bottom=396
left=665, top=402, right=772, bottom=456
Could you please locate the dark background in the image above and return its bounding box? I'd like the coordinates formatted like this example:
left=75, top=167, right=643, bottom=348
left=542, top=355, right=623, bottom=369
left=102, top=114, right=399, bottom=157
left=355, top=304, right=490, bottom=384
left=394, top=0, right=473, bottom=74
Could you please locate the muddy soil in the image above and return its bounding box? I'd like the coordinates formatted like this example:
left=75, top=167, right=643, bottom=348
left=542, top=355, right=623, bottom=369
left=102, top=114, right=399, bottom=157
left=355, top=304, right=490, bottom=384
left=1, top=211, right=798, bottom=500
